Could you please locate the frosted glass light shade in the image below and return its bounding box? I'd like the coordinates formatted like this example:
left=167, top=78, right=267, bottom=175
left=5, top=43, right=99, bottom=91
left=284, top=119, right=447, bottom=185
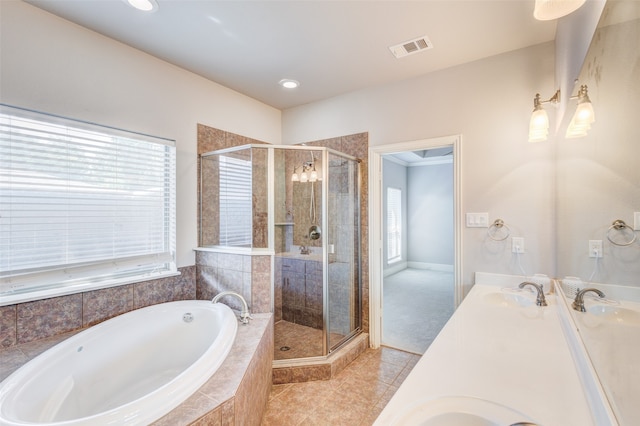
left=565, top=119, right=590, bottom=138
left=528, top=108, right=549, bottom=142
left=565, top=100, right=595, bottom=138
left=534, top=0, right=586, bottom=20
left=574, top=101, right=595, bottom=125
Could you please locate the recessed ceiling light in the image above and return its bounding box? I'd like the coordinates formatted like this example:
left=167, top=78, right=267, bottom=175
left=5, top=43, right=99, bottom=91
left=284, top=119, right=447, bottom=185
left=279, top=79, right=300, bottom=89
left=125, top=0, right=158, bottom=12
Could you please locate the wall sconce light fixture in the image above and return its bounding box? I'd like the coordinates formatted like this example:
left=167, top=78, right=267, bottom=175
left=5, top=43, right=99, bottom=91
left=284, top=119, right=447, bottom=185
left=528, top=84, right=594, bottom=142
left=528, top=90, right=559, bottom=142
left=565, top=85, right=595, bottom=138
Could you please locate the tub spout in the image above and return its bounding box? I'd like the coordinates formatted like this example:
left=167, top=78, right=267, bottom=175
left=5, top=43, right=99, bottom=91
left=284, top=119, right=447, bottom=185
left=572, top=288, right=605, bottom=312
left=212, top=291, right=252, bottom=324
left=518, top=281, right=547, bottom=306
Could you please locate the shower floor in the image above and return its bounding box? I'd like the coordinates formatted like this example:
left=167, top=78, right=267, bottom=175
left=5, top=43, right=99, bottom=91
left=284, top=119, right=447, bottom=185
left=274, top=320, right=345, bottom=360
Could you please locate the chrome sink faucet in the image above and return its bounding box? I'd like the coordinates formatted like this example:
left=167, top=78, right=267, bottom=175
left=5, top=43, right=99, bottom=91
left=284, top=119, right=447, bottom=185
left=572, top=288, right=605, bottom=312
left=211, top=291, right=252, bottom=324
left=518, top=281, right=548, bottom=306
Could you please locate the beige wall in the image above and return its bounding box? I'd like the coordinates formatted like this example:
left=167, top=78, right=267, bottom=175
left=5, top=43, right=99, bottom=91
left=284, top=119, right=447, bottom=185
left=0, top=0, right=282, bottom=268
left=282, top=42, right=557, bottom=286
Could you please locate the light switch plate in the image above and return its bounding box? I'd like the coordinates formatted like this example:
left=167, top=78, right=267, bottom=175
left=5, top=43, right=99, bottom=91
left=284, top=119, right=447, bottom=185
left=635, top=212, right=640, bottom=231
left=466, top=212, right=489, bottom=228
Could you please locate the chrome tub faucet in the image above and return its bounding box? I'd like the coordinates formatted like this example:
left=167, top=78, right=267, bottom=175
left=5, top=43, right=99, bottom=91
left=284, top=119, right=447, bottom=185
left=212, top=291, right=252, bottom=324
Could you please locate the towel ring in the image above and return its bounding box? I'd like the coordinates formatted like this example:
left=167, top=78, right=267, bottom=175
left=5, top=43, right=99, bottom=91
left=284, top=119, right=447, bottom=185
left=488, top=219, right=511, bottom=241
left=606, top=219, right=637, bottom=247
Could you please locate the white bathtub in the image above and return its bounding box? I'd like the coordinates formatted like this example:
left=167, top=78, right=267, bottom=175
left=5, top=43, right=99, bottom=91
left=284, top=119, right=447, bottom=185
left=0, top=300, right=238, bottom=425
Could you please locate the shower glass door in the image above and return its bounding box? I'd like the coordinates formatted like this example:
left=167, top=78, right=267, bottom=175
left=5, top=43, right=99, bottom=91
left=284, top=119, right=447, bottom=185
left=326, top=151, right=361, bottom=352
left=273, top=147, right=325, bottom=360
left=272, top=146, right=361, bottom=361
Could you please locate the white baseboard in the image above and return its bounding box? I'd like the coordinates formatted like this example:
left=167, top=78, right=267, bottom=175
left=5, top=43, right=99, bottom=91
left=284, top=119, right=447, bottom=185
left=407, top=261, right=454, bottom=272
left=383, top=261, right=407, bottom=277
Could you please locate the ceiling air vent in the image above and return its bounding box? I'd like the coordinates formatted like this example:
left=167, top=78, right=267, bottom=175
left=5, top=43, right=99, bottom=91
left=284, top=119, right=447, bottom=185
left=389, top=35, right=433, bottom=59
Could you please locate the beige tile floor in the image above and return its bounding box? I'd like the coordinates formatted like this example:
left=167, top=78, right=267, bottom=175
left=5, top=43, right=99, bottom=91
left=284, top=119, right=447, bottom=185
left=261, top=346, right=421, bottom=425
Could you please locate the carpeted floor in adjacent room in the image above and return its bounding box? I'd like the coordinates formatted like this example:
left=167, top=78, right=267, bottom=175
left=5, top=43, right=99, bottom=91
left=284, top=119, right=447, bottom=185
left=382, top=268, right=455, bottom=354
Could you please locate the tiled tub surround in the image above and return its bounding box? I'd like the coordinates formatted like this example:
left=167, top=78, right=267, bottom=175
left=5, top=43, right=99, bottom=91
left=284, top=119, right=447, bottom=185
left=1, top=313, right=274, bottom=426
left=195, top=250, right=272, bottom=315
left=156, top=314, right=274, bottom=426
left=374, top=274, right=604, bottom=425
left=0, top=266, right=196, bottom=349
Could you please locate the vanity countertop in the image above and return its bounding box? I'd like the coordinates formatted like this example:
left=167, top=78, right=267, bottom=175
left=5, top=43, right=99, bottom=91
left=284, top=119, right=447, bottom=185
left=374, top=283, right=596, bottom=425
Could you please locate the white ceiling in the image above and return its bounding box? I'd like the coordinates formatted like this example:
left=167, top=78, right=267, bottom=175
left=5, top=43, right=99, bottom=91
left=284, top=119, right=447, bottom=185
left=25, top=0, right=557, bottom=110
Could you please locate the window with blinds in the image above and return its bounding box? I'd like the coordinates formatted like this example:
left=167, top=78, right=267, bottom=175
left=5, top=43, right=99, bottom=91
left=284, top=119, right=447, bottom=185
left=387, top=187, right=402, bottom=263
left=218, top=154, right=252, bottom=247
left=0, top=104, right=176, bottom=303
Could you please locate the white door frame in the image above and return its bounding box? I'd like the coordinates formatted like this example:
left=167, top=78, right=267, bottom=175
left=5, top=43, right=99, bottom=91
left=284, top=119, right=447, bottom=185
left=368, top=135, right=463, bottom=349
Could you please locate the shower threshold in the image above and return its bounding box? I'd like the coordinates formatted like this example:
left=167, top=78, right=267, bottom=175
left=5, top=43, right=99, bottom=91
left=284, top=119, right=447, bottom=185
left=272, top=328, right=367, bottom=384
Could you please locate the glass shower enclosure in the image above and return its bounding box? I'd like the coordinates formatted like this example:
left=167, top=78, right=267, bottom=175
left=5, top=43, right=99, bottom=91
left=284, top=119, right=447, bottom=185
left=200, top=145, right=361, bottom=361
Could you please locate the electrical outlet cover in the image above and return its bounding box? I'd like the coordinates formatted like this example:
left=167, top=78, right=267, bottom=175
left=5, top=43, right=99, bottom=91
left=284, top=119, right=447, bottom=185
left=511, top=237, right=525, bottom=253
left=588, top=240, right=603, bottom=258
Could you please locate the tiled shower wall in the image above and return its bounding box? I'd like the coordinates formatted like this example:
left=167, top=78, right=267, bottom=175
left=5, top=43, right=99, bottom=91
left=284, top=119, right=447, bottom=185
left=0, top=266, right=196, bottom=348
left=276, top=257, right=323, bottom=329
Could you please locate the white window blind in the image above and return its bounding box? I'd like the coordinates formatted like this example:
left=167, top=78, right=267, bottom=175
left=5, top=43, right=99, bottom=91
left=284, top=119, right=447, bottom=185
left=0, top=104, right=176, bottom=303
left=387, top=187, right=402, bottom=263
left=219, top=154, right=252, bottom=247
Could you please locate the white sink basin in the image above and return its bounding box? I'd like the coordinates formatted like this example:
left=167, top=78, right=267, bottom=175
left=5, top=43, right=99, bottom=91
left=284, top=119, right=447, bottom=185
left=389, top=396, right=537, bottom=425
left=484, top=292, right=535, bottom=308
left=586, top=305, right=640, bottom=326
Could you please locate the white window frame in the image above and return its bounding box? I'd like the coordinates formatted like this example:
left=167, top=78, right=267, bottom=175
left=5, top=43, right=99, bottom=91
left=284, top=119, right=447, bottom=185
left=387, top=187, right=402, bottom=264
left=0, top=104, right=177, bottom=305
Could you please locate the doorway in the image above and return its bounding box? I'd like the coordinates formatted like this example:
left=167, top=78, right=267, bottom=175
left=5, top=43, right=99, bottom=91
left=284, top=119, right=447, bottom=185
left=369, top=135, right=462, bottom=351
left=381, top=148, right=454, bottom=353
